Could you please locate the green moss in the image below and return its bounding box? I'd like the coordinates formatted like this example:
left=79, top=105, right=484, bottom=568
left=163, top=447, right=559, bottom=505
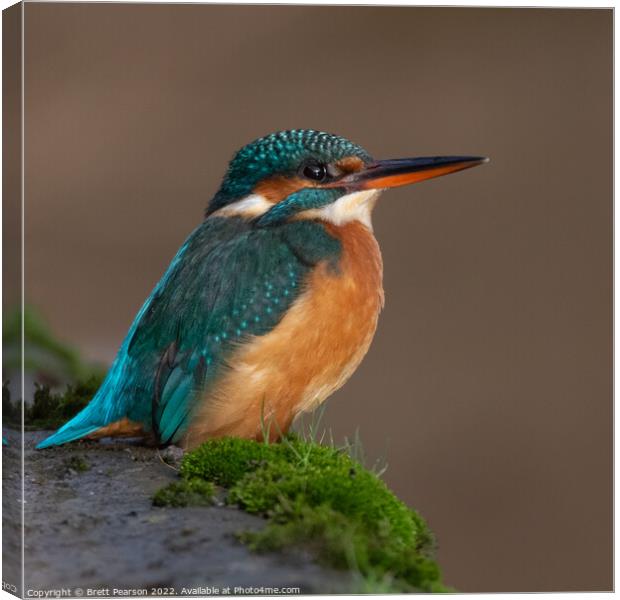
left=159, top=435, right=449, bottom=592
left=180, top=436, right=275, bottom=487
left=153, top=479, right=215, bottom=507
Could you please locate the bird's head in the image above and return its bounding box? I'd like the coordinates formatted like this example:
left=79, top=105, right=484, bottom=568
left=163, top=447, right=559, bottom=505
left=207, top=129, right=487, bottom=229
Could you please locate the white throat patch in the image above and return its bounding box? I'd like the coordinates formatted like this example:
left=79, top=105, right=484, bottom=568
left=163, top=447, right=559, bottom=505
left=212, top=194, right=272, bottom=218
left=299, top=189, right=381, bottom=230
left=211, top=189, right=381, bottom=230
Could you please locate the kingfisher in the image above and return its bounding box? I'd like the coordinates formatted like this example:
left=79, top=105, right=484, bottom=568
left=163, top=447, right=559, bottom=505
left=37, top=130, right=487, bottom=450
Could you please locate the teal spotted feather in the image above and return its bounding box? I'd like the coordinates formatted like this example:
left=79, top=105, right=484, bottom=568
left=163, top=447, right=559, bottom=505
left=36, top=216, right=342, bottom=449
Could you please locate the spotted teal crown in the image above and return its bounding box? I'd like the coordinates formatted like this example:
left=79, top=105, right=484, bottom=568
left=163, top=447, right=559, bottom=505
left=208, top=129, right=373, bottom=215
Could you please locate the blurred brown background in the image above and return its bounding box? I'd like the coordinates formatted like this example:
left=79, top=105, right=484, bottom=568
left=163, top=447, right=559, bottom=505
left=19, top=4, right=611, bottom=592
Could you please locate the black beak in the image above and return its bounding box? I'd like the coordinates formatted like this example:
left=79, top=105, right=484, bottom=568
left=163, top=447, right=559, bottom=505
left=333, top=156, right=489, bottom=190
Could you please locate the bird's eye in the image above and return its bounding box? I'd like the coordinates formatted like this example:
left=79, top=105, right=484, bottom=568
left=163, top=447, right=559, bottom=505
left=302, top=162, right=328, bottom=182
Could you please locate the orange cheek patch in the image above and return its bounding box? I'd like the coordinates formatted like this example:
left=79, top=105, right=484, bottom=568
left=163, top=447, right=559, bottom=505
left=253, top=156, right=366, bottom=204
left=254, top=176, right=311, bottom=204
left=335, top=156, right=365, bottom=174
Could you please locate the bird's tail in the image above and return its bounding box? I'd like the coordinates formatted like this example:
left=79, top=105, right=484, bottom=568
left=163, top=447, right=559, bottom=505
left=36, top=418, right=101, bottom=449
left=36, top=378, right=122, bottom=449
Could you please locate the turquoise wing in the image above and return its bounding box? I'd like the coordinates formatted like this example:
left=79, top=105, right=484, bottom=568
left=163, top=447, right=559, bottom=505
left=37, top=217, right=341, bottom=448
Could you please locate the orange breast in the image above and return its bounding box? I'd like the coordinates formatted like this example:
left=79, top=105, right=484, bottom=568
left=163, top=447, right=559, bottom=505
left=182, top=220, right=384, bottom=449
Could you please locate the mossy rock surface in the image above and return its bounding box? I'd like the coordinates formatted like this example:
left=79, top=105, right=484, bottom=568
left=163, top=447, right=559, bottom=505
left=156, top=435, right=449, bottom=593
left=153, top=478, right=215, bottom=508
